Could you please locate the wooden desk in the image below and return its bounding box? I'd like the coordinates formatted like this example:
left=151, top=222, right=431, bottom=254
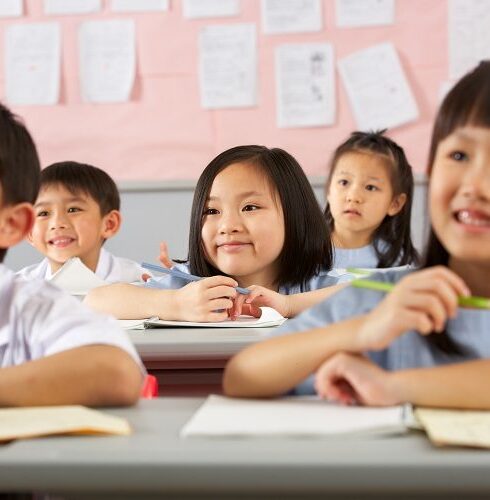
left=2, top=398, right=490, bottom=499
left=128, top=327, right=274, bottom=396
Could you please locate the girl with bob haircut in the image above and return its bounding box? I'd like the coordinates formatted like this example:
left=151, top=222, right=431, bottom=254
left=324, top=130, right=419, bottom=269
left=87, top=145, right=342, bottom=321
left=224, top=61, right=490, bottom=410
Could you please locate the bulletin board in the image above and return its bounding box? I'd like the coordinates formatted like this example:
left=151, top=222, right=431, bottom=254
left=0, top=0, right=449, bottom=180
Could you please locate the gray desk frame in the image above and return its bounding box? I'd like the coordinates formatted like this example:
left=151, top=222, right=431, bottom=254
left=128, top=328, right=273, bottom=395
left=1, top=398, right=490, bottom=499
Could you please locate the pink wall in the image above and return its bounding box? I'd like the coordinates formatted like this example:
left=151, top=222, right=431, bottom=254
left=0, top=0, right=447, bottom=180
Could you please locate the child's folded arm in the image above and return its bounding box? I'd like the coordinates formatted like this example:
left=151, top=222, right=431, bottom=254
left=222, top=314, right=368, bottom=398
left=84, top=283, right=179, bottom=320
left=0, top=345, right=142, bottom=407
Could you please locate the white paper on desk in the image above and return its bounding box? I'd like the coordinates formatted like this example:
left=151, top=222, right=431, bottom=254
left=44, top=0, right=101, bottom=15
left=448, top=0, right=490, bottom=80
left=276, top=43, right=335, bottom=128
left=0, top=406, right=130, bottom=442
left=261, top=0, right=322, bottom=34
left=79, top=19, right=135, bottom=103
left=338, top=42, right=418, bottom=131
left=199, top=23, right=257, bottom=109
left=335, top=0, right=394, bottom=28
left=182, top=395, right=409, bottom=437
left=111, top=0, right=169, bottom=13
left=142, top=307, right=285, bottom=329
left=50, top=257, right=108, bottom=297
left=183, top=0, right=240, bottom=19
left=0, top=0, right=22, bottom=17
left=5, top=23, right=60, bottom=106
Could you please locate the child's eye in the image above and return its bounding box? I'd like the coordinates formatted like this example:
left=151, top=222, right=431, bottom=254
left=338, top=179, right=349, bottom=186
left=67, top=207, right=82, bottom=213
left=203, top=207, right=219, bottom=216
left=450, top=150, right=468, bottom=162
left=365, top=185, right=378, bottom=192
left=36, top=210, right=49, bottom=217
left=243, top=204, right=260, bottom=212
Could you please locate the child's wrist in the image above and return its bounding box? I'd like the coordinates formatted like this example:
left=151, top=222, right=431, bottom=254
left=386, top=370, right=408, bottom=405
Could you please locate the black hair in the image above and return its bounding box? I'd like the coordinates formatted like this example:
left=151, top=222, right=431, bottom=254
left=187, top=145, right=332, bottom=288
left=40, top=161, right=120, bottom=215
left=0, top=103, right=41, bottom=262
left=324, top=130, right=419, bottom=267
left=423, top=61, right=490, bottom=354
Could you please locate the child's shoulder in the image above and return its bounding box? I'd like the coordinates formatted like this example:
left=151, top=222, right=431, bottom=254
left=16, top=259, right=49, bottom=280
left=98, top=248, right=147, bottom=283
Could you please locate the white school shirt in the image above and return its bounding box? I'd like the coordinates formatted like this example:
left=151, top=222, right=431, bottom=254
left=0, top=263, right=144, bottom=369
left=142, top=263, right=338, bottom=293
left=17, top=248, right=146, bottom=283
left=274, top=269, right=490, bottom=394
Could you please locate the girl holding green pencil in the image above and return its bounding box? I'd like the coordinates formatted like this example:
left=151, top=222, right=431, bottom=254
left=224, top=61, right=490, bottom=410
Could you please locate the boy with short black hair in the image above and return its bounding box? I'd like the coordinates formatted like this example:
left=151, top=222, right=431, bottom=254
left=18, top=161, right=146, bottom=282
left=0, top=102, right=143, bottom=406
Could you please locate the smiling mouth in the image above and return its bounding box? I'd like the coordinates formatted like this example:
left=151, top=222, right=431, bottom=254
left=48, top=237, right=76, bottom=248
left=454, top=210, right=490, bottom=228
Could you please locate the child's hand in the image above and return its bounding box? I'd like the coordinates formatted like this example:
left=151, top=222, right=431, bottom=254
left=174, top=275, right=238, bottom=322
left=158, top=241, right=173, bottom=269
left=356, top=266, right=470, bottom=351
left=314, top=353, right=399, bottom=406
left=228, top=285, right=291, bottom=320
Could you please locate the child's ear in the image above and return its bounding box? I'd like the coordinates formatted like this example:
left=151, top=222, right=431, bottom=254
left=101, top=209, right=122, bottom=239
left=388, top=193, right=407, bottom=216
left=0, top=203, right=35, bottom=249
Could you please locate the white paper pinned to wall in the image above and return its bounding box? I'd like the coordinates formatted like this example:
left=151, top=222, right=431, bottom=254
left=0, top=0, right=23, bottom=17
left=335, top=0, right=394, bottom=28
left=199, top=23, right=257, bottom=109
left=44, top=0, right=101, bottom=15
left=261, top=0, right=322, bottom=34
left=338, top=42, right=418, bottom=131
left=183, top=0, right=240, bottom=19
left=5, top=23, right=60, bottom=106
left=111, top=0, right=169, bottom=13
left=276, top=43, right=335, bottom=128
left=79, top=19, right=135, bottom=103
left=448, top=0, right=490, bottom=80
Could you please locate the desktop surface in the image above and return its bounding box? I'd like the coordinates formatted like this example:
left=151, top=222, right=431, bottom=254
left=1, top=398, right=490, bottom=499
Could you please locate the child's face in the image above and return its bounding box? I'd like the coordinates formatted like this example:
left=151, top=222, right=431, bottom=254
left=430, top=125, right=490, bottom=264
left=29, top=184, right=119, bottom=273
left=201, top=162, right=285, bottom=288
left=327, top=152, right=405, bottom=245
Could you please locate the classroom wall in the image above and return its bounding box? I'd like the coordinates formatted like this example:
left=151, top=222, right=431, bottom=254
left=5, top=177, right=428, bottom=271
left=0, top=0, right=448, bottom=180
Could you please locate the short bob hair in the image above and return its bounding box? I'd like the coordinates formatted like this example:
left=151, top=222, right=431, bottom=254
left=423, top=61, right=490, bottom=355
left=40, top=161, right=120, bottom=215
left=324, top=130, right=419, bottom=267
left=0, top=102, right=40, bottom=263
left=187, top=145, right=332, bottom=288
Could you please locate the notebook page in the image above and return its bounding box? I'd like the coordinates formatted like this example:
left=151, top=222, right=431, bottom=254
left=181, top=395, right=407, bottom=437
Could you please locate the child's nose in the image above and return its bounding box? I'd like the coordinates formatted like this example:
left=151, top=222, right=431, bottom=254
left=218, top=213, right=243, bottom=233
left=50, top=212, right=69, bottom=229
left=346, top=185, right=363, bottom=202
left=460, top=164, right=490, bottom=200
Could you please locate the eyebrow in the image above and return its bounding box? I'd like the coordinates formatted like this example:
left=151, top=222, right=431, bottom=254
left=208, top=191, right=266, bottom=201
left=34, top=197, right=88, bottom=208
left=334, top=170, right=384, bottom=182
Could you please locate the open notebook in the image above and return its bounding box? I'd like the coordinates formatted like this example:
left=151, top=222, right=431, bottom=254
left=50, top=258, right=107, bottom=297
left=0, top=406, right=131, bottom=442
left=181, top=395, right=412, bottom=437
left=119, top=306, right=286, bottom=330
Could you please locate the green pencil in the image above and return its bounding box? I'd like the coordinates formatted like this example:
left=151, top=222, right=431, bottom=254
left=351, top=279, right=490, bottom=310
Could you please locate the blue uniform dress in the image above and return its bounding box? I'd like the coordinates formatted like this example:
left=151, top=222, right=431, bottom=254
left=142, top=263, right=338, bottom=293
left=274, top=269, right=490, bottom=395
left=332, top=244, right=380, bottom=269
